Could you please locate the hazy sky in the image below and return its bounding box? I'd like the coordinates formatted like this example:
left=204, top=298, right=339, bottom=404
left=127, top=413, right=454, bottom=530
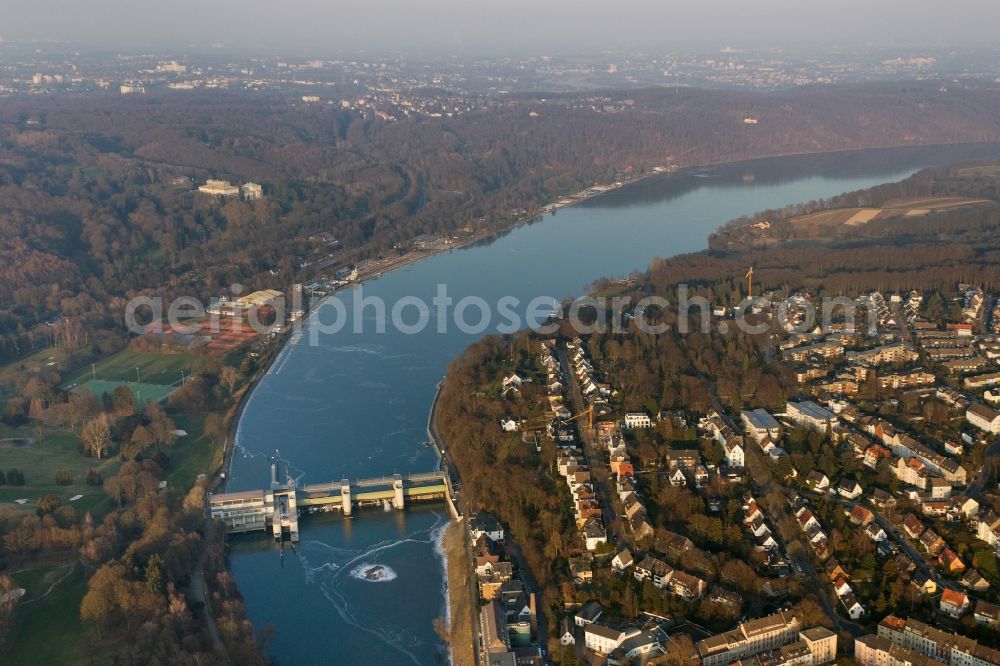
left=4, top=0, right=1000, bottom=54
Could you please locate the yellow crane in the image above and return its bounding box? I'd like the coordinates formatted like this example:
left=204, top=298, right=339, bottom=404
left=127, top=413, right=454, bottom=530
left=567, top=406, right=595, bottom=430
left=745, top=266, right=754, bottom=299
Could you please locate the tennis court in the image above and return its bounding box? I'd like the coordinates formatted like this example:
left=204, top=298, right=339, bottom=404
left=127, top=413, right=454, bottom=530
left=76, top=379, right=177, bottom=403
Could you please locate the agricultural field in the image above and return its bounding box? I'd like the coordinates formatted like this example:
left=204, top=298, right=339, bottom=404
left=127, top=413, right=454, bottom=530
left=788, top=196, right=993, bottom=231
left=957, top=164, right=1000, bottom=178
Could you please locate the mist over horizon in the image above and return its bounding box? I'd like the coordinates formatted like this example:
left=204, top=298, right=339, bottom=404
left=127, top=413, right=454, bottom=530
left=3, top=0, right=1000, bottom=55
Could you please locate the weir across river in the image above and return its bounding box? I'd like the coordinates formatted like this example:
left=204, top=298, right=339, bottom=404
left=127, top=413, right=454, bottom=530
left=209, top=458, right=455, bottom=541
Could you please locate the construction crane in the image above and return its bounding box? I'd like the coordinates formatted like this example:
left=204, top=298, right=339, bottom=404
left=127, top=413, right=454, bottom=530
left=745, top=266, right=754, bottom=300
left=567, top=406, right=595, bottom=430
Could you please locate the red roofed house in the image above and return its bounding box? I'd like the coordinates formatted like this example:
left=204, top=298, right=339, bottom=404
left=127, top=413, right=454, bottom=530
left=940, top=588, right=970, bottom=618
left=939, top=548, right=967, bottom=574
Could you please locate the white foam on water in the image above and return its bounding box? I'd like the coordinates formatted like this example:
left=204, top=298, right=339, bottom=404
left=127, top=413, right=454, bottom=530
left=349, top=563, right=398, bottom=583
left=432, top=520, right=452, bottom=666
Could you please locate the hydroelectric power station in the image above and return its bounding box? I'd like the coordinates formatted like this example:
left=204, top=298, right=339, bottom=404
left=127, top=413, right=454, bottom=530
left=208, top=456, right=455, bottom=542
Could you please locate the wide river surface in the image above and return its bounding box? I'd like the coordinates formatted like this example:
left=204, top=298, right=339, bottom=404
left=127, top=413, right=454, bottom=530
left=227, top=144, right=1000, bottom=665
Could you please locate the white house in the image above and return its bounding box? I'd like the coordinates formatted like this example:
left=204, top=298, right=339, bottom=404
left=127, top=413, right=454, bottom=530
left=470, top=512, right=504, bottom=543
left=584, top=623, right=640, bottom=655
left=668, top=468, right=687, bottom=487
left=611, top=549, right=634, bottom=573
left=805, top=471, right=830, bottom=491
left=502, top=373, right=523, bottom=390
left=724, top=438, right=745, bottom=468
left=583, top=517, right=608, bottom=551
left=559, top=618, right=576, bottom=646
left=836, top=478, right=863, bottom=500
left=623, top=412, right=653, bottom=429
left=864, top=523, right=888, bottom=542
left=841, top=594, right=865, bottom=620
left=940, top=589, right=970, bottom=618
left=499, top=417, right=521, bottom=432
left=967, top=402, right=1000, bottom=434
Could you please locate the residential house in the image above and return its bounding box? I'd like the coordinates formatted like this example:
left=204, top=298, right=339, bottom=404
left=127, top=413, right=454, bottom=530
left=849, top=504, right=874, bottom=527
left=918, top=529, right=945, bottom=556
left=805, top=471, right=830, bottom=491
left=939, top=588, right=970, bottom=618
left=559, top=617, right=576, bottom=646
left=902, top=514, right=926, bottom=540
left=938, top=548, right=966, bottom=574
left=611, top=549, right=633, bottom=574
left=836, top=478, right=863, bottom=500
left=975, top=600, right=1000, bottom=627
left=574, top=600, right=603, bottom=627
left=911, top=571, right=937, bottom=595
left=724, top=436, right=746, bottom=468
left=840, top=592, right=865, bottom=620
left=962, top=569, right=990, bottom=593
left=471, top=512, right=505, bottom=542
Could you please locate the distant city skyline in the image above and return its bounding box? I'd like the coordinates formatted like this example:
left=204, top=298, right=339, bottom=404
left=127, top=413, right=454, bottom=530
left=4, top=0, right=1000, bottom=54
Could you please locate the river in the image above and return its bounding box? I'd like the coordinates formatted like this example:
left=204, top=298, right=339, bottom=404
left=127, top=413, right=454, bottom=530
left=226, top=143, right=1000, bottom=665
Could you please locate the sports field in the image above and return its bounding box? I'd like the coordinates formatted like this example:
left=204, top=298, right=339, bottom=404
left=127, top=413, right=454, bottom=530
left=63, top=349, right=192, bottom=386
left=76, top=379, right=177, bottom=403
left=62, top=349, right=192, bottom=404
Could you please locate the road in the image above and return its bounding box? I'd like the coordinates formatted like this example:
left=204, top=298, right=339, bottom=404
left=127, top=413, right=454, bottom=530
left=557, top=348, right=621, bottom=542
left=748, top=452, right=866, bottom=637
left=502, top=537, right=549, bottom=658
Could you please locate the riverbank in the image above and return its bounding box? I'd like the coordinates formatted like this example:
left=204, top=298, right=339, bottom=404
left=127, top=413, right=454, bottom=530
left=428, top=379, right=480, bottom=665
left=442, top=520, right=477, bottom=666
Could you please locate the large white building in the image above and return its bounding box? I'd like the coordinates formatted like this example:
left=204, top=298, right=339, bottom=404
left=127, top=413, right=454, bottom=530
left=198, top=179, right=241, bottom=197
left=241, top=182, right=264, bottom=200
left=623, top=412, right=652, bottom=429
left=741, top=408, right=781, bottom=443
left=876, top=615, right=1000, bottom=665
left=697, top=611, right=803, bottom=666
left=967, top=402, right=1000, bottom=434
left=785, top=401, right=837, bottom=432
left=584, top=623, right=639, bottom=655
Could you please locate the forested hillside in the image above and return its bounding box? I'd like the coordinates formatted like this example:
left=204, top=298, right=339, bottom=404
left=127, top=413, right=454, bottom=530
left=4, top=81, right=1000, bottom=360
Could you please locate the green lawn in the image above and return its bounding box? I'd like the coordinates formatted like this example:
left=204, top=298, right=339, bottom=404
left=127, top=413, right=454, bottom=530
left=166, top=413, right=225, bottom=491
left=0, top=426, right=117, bottom=519
left=976, top=549, right=1000, bottom=582
left=2, top=562, right=88, bottom=665
left=0, top=348, right=66, bottom=399
left=62, top=350, right=192, bottom=388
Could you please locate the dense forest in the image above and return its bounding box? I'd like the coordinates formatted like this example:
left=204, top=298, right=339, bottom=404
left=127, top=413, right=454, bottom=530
left=4, top=81, right=1000, bottom=360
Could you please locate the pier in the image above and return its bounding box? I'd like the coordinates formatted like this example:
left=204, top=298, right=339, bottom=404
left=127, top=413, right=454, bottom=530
left=208, top=460, right=454, bottom=541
